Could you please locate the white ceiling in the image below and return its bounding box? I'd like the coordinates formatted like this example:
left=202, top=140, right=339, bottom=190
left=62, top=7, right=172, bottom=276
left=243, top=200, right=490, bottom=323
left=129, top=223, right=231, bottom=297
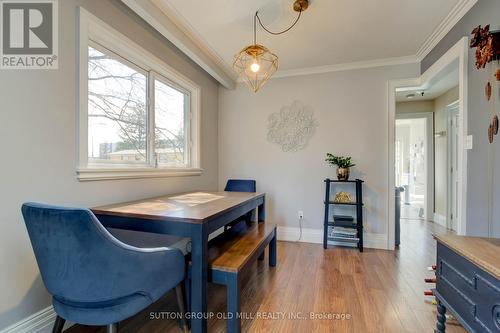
left=156, top=0, right=461, bottom=73
left=396, top=65, right=459, bottom=102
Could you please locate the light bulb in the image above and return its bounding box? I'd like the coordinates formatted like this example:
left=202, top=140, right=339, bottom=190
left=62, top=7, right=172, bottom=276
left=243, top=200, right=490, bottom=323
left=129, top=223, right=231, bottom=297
left=250, top=62, right=260, bottom=73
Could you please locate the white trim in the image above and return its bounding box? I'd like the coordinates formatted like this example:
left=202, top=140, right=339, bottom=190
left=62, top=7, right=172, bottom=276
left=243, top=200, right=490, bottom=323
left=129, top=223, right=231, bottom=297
left=269, top=55, right=419, bottom=80
left=0, top=306, right=72, bottom=333
left=77, top=8, right=202, bottom=181
left=363, top=233, right=388, bottom=250
left=277, top=226, right=324, bottom=244
left=120, top=0, right=235, bottom=89
left=446, top=101, right=460, bottom=232
left=416, top=0, right=477, bottom=61
left=388, top=37, right=469, bottom=250
left=433, top=213, right=447, bottom=228
left=77, top=167, right=203, bottom=181
left=276, top=226, right=387, bottom=250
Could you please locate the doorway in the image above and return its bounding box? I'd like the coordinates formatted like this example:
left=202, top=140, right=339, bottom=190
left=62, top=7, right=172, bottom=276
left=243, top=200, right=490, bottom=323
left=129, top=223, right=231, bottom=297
left=395, top=113, right=433, bottom=221
left=388, top=37, right=469, bottom=250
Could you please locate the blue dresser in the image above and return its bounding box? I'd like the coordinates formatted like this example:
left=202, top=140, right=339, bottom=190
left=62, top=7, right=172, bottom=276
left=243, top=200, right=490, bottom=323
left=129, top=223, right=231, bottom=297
left=434, top=235, right=500, bottom=333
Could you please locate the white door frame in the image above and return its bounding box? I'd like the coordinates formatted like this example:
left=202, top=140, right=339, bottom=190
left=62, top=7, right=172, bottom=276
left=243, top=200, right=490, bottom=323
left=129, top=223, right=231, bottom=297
left=388, top=37, right=469, bottom=250
left=395, top=112, right=435, bottom=222
left=447, top=100, right=460, bottom=231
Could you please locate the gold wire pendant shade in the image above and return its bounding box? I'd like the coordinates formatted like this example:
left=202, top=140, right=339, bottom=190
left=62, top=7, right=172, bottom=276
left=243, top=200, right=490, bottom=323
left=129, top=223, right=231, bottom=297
left=233, top=44, right=278, bottom=93
left=233, top=0, right=308, bottom=93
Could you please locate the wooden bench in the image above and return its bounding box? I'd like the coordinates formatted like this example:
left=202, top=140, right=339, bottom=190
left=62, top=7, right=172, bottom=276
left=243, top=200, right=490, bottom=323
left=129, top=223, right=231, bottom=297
left=187, top=222, right=277, bottom=333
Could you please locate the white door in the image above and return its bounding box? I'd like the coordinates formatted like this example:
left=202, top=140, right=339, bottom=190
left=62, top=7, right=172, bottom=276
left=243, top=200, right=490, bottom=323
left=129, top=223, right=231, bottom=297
left=447, top=105, right=459, bottom=231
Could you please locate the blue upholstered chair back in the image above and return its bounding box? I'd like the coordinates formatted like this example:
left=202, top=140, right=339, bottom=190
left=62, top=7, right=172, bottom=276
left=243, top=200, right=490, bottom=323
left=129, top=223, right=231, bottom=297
left=224, top=179, right=256, bottom=192
left=21, top=203, right=184, bottom=305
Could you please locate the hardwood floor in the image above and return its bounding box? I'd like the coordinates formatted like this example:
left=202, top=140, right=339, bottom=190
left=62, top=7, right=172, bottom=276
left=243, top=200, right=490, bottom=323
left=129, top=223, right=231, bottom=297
left=66, top=220, right=465, bottom=332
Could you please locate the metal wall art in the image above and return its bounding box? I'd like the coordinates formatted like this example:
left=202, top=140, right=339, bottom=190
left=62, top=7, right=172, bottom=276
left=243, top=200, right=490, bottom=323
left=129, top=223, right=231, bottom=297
left=267, top=100, right=318, bottom=152
left=470, top=25, right=500, bottom=69
left=470, top=25, right=500, bottom=144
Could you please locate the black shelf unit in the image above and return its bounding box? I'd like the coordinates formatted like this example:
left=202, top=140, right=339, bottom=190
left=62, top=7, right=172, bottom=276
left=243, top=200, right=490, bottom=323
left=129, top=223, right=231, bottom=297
left=323, top=178, right=364, bottom=252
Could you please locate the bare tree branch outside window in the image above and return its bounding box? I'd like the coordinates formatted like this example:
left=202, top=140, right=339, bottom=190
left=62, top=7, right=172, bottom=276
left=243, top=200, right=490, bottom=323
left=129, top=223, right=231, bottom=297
left=87, top=46, right=187, bottom=166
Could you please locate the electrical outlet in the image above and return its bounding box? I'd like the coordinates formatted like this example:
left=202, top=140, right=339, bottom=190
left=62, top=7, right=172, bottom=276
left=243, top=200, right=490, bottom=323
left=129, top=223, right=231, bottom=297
left=298, top=211, right=304, bottom=219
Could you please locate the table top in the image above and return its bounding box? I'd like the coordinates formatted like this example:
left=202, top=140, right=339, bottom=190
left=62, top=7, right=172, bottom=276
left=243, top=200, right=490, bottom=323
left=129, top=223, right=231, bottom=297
left=434, top=234, right=500, bottom=280
left=92, top=191, right=265, bottom=224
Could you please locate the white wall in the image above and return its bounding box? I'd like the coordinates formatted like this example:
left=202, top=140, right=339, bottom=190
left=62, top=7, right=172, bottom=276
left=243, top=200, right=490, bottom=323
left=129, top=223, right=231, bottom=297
left=433, top=87, right=459, bottom=217
left=0, top=0, right=219, bottom=329
left=219, top=64, right=419, bottom=246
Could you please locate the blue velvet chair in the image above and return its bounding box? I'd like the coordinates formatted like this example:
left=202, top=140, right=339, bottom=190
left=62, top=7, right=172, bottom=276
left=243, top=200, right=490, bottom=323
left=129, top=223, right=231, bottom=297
left=21, top=203, right=187, bottom=333
left=224, top=179, right=256, bottom=231
left=224, top=179, right=256, bottom=192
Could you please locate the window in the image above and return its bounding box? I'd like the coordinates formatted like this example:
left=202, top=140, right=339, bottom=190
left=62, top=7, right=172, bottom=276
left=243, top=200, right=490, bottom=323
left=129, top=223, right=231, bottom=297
left=154, top=76, right=190, bottom=168
left=88, top=45, right=148, bottom=165
left=77, top=9, right=200, bottom=181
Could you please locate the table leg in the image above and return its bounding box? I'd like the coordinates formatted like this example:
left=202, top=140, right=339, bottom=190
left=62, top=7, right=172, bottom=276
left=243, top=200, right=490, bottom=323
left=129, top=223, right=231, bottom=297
left=191, top=224, right=208, bottom=333
left=258, top=200, right=265, bottom=222
left=269, top=232, right=277, bottom=267
left=226, top=273, right=241, bottom=333
left=258, top=199, right=266, bottom=260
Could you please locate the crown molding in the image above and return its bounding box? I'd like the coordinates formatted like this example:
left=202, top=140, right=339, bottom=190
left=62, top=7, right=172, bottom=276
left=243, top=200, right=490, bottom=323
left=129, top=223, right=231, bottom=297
left=267, top=55, right=419, bottom=80
left=120, top=0, right=236, bottom=89
left=150, top=0, right=236, bottom=78
left=416, top=0, right=477, bottom=61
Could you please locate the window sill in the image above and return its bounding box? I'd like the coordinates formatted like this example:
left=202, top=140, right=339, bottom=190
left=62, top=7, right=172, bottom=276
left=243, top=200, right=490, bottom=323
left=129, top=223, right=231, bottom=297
left=76, top=167, right=203, bottom=181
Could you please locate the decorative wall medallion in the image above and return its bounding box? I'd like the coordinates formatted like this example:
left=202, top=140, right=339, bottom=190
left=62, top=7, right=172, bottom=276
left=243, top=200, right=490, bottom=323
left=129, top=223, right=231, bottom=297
left=492, top=115, right=499, bottom=135
left=486, top=81, right=492, bottom=101
left=267, top=100, right=318, bottom=152
left=488, top=124, right=494, bottom=143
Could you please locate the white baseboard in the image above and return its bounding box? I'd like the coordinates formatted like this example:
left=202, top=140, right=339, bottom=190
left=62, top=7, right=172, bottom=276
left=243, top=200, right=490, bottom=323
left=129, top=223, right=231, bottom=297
left=0, top=307, right=72, bottom=333
left=363, top=233, right=388, bottom=249
left=277, top=226, right=388, bottom=250
left=433, top=213, right=447, bottom=227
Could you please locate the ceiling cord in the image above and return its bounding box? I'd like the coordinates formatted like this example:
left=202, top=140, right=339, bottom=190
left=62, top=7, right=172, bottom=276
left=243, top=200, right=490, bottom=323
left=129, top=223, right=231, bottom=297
left=253, top=8, right=303, bottom=45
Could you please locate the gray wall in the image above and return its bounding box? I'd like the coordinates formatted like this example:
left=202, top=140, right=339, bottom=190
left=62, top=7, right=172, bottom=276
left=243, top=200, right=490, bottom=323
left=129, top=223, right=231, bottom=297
left=219, top=64, right=419, bottom=244
left=422, top=0, right=500, bottom=237
left=0, top=0, right=219, bottom=329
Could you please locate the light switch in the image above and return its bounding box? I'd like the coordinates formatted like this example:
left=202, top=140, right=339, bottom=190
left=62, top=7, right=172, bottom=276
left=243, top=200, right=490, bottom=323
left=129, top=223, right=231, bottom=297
left=465, top=135, right=473, bottom=149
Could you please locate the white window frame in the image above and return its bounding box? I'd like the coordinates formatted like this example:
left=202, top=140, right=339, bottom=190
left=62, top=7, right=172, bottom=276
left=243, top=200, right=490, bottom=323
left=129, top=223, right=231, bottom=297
left=77, top=7, right=201, bottom=181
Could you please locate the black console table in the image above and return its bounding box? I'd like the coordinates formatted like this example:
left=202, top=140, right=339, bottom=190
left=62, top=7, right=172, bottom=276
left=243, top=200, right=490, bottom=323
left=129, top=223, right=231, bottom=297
left=323, top=179, right=363, bottom=252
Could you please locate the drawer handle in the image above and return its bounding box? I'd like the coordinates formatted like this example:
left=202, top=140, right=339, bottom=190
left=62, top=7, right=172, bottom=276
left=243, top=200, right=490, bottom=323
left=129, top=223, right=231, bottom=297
left=494, top=305, right=500, bottom=330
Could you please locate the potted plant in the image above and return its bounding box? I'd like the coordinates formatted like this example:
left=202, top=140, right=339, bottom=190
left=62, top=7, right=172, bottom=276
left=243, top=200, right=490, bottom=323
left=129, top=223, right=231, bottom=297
left=325, top=153, right=356, bottom=181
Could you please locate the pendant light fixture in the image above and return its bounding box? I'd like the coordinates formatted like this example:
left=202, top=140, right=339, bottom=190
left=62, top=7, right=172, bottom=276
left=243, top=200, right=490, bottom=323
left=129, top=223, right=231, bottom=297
left=233, top=0, right=309, bottom=92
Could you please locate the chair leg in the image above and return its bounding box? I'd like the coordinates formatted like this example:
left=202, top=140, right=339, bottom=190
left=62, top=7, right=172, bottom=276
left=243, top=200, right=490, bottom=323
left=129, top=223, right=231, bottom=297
left=226, top=273, right=241, bottom=333
left=175, top=284, right=189, bottom=333
left=52, top=315, right=65, bottom=333
left=258, top=251, right=265, bottom=261
left=106, top=323, right=118, bottom=333
left=269, top=234, right=277, bottom=267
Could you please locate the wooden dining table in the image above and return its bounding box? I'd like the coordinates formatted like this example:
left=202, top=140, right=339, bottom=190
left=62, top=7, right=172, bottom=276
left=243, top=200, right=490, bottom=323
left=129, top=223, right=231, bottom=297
left=92, top=191, right=266, bottom=333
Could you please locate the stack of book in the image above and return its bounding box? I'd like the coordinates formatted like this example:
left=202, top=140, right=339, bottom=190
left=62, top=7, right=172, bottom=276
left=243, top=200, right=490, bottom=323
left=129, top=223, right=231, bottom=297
left=328, top=215, right=358, bottom=246
left=332, top=215, right=355, bottom=227
left=329, top=226, right=357, bottom=239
